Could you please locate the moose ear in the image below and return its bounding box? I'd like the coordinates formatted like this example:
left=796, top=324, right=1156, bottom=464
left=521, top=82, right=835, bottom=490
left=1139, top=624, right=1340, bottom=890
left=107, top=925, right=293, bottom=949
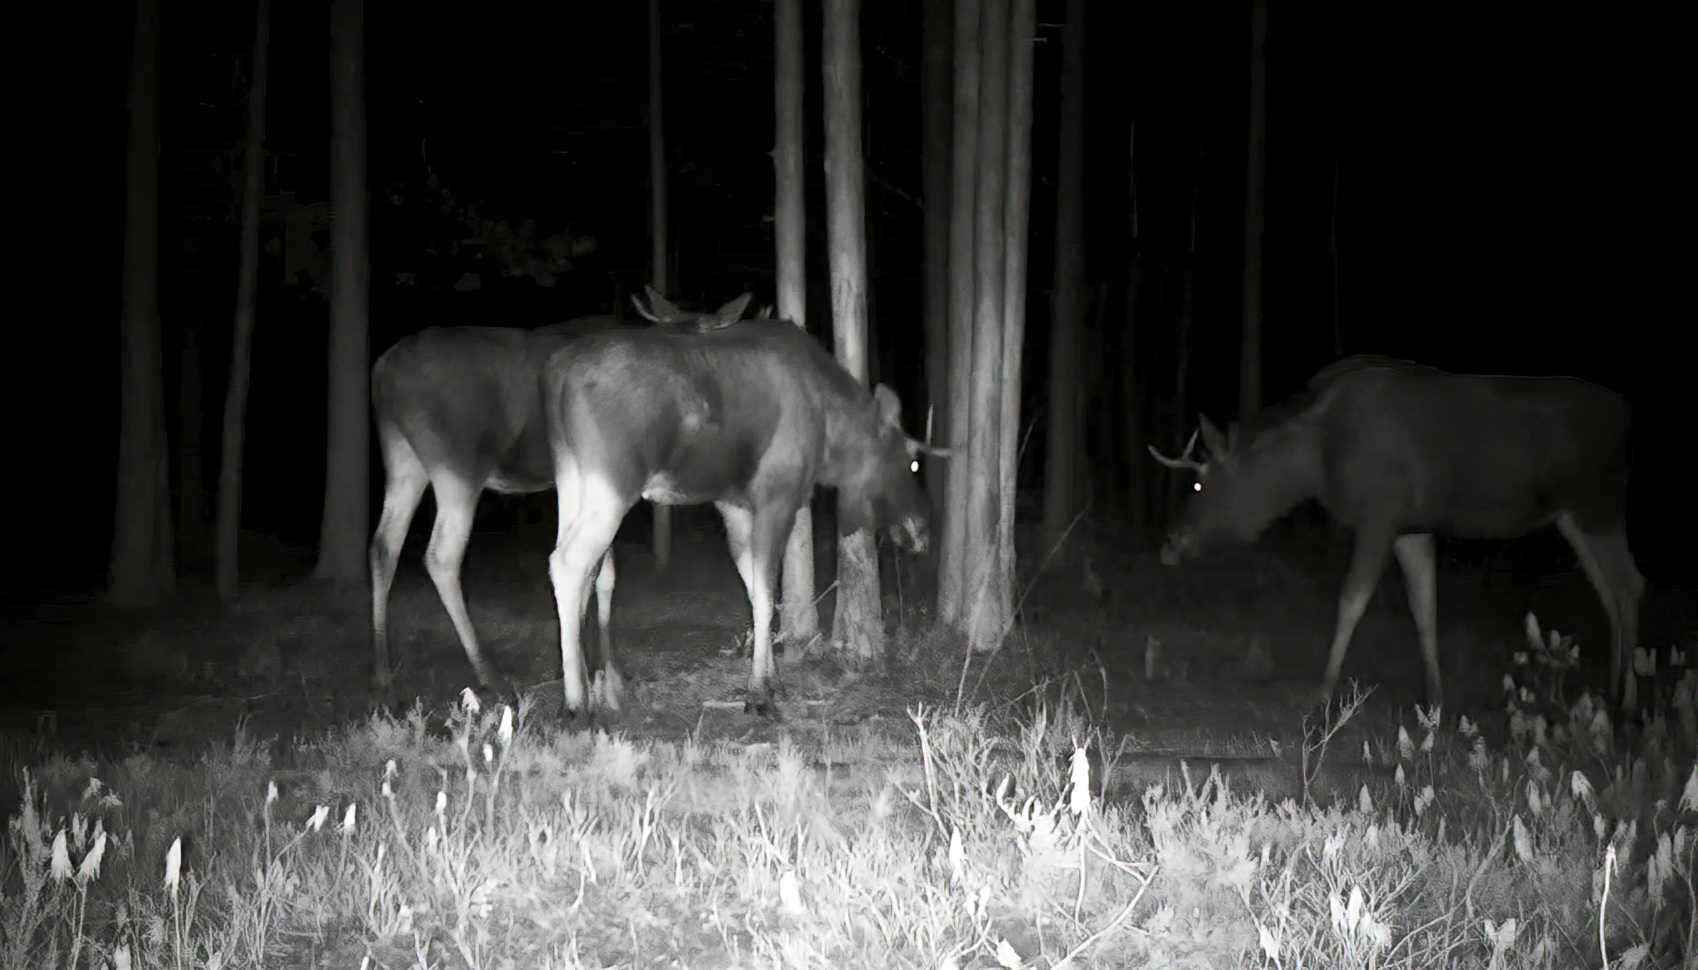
left=709, top=293, right=752, bottom=330
left=1199, top=414, right=1230, bottom=458
left=640, top=285, right=689, bottom=324
left=873, top=384, right=904, bottom=429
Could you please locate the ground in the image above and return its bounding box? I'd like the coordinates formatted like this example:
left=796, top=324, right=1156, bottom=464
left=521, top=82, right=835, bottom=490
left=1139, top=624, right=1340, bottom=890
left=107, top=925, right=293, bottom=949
left=3, top=507, right=1690, bottom=792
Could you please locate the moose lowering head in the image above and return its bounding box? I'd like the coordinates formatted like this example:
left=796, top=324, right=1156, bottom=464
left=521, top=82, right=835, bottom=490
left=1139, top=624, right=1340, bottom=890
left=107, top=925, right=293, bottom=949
left=543, top=318, right=937, bottom=718
left=1152, top=356, right=1643, bottom=709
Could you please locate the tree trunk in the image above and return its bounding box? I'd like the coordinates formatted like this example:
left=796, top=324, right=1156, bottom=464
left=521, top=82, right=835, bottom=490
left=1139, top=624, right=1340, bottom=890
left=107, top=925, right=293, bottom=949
left=1168, top=177, right=1198, bottom=523
left=773, top=0, right=818, bottom=643
left=1123, top=123, right=1147, bottom=531
left=822, top=0, right=882, bottom=661
left=216, top=0, right=271, bottom=601
left=920, top=0, right=951, bottom=589
left=1122, top=255, right=1146, bottom=529
left=648, top=0, right=673, bottom=568
left=1331, top=155, right=1343, bottom=358
left=1041, top=0, right=1084, bottom=555
left=1239, top=0, right=1267, bottom=421
left=964, top=0, right=1009, bottom=653
left=315, top=0, right=369, bottom=590
left=996, top=0, right=1033, bottom=607
left=937, top=0, right=980, bottom=625
left=111, top=0, right=174, bottom=607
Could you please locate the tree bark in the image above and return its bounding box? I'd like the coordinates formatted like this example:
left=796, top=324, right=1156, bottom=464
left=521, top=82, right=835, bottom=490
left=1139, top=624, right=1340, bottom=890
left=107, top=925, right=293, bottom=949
left=111, top=0, right=173, bottom=607
left=648, top=0, right=673, bottom=567
left=773, top=0, right=818, bottom=643
left=1239, top=0, right=1267, bottom=421
left=315, top=0, right=370, bottom=590
left=1168, top=176, right=1199, bottom=523
left=822, top=0, right=882, bottom=661
left=1041, top=0, right=1085, bottom=554
left=964, top=0, right=1009, bottom=653
left=937, top=0, right=980, bottom=625
left=217, top=0, right=271, bottom=600
left=1124, top=124, right=1147, bottom=531
left=996, top=0, right=1033, bottom=609
left=920, top=0, right=951, bottom=589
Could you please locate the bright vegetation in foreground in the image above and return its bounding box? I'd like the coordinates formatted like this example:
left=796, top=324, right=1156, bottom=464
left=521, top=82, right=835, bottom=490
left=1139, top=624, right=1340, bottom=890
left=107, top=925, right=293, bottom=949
left=3, top=625, right=1695, bottom=969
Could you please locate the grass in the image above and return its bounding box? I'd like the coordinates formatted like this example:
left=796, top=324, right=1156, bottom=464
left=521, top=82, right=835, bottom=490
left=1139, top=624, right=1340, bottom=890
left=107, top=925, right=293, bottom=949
left=2, top=615, right=1694, bottom=969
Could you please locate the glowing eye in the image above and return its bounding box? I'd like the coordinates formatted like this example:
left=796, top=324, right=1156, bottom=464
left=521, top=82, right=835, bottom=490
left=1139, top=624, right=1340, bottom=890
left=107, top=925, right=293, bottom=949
left=1192, top=481, right=1203, bottom=492
left=910, top=458, right=921, bottom=473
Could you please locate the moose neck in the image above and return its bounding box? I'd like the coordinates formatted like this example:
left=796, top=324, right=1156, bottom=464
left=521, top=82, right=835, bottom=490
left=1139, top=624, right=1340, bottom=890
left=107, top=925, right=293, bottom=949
left=1230, top=413, right=1325, bottom=535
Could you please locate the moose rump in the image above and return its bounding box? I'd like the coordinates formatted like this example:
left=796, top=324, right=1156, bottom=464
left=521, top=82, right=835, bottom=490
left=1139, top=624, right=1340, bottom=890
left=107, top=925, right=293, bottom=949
left=542, top=319, right=930, bottom=716
left=1155, top=356, right=1643, bottom=708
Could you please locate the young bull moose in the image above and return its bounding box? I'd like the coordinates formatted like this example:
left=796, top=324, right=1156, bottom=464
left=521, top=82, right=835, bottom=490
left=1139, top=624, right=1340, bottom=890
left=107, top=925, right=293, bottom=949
left=543, top=319, right=932, bottom=717
left=1153, top=356, right=1643, bottom=709
left=369, top=290, right=753, bottom=695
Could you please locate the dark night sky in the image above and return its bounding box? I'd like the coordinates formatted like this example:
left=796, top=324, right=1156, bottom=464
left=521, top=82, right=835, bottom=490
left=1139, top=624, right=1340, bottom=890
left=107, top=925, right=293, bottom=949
left=11, top=0, right=1689, bottom=603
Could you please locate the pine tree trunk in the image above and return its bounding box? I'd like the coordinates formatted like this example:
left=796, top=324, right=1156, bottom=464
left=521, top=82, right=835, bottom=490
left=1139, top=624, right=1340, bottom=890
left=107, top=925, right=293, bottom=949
left=920, top=0, right=951, bottom=592
left=965, top=0, right=1009, bottom=653
left=996, top=0, right=1033, bottom=608
left=773, top=0, right=818, bottom=643
left=1041, top=0, right=1085, bottom=555
left=217, top=0, right=270, bottom=600
left=822, top=0, right=882, bottom=661
left=315, top=0, right=370, bottom=591
left=648, top=0, right=673, bottom=568
left=111, top=0, right=174, bottom=607
left=937, top=0, right=981, bottom=625
left=1239, top=0, right=1267, bottom=421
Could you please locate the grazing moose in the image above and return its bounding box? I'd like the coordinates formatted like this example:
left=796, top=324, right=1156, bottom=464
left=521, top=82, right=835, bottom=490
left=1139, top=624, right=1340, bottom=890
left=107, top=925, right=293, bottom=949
left=542, top=318, right=933, bottom=717
left=1153, top=356, right=1643, bottom=709
left=369, top=290, right=753, bottom=695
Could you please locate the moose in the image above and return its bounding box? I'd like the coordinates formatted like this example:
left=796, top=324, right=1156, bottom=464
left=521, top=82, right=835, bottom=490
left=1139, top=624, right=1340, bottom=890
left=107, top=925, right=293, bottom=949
left=542, top=318, right=933, bottom=717
left=1153, top=356, right=1643, bottom=709
left=369, top=288, right=753, bottom=695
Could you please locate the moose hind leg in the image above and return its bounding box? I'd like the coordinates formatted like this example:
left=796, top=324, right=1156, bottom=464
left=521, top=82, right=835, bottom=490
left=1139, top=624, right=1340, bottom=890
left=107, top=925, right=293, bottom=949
left=422, top=476, right=505, bottom=692
left=1393, top=534, right=1442, bottom=709
left=717, top=501, right=784, bottom=714
left=550, top=472, right=625, bottom=717
left=590, top=549, right=624, bottom=709
left=1556, top=515, right=1643, bottom=705
left=371, top=452, right=429, bottom=690
left=1319, top=528, right=1395, bottom=703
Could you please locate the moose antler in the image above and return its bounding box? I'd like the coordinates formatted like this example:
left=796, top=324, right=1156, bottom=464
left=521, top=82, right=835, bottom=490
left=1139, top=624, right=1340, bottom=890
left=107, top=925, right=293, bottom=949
left=1148, top=429, right=1204, bottom=470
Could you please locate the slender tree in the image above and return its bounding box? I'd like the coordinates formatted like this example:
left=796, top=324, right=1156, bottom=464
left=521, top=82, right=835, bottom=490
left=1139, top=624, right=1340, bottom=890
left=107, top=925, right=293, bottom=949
left=962, top=0, right=1010, bottom=652
left=1168, top=174, right=1199, bottom=521
left=216, top=0, right=271, bottom=600
left=1042, top=0, right=1085, bottom=554
left=920, top=0, right=951, bottom=575
left=997, top=0, right=1034, bottom=598
left=821, top=0, right=882, bottom=660
left=1331, top=156, right=1343, bottom=357
left=1123, top=123, right=1147, bottom=530
left=648, top=0, right=673, bottom=567
left=773, top=0, right=818, bottom=643
left=937, top=0, right=980, bottom=624
left=315, top=0, right=370, bottom=590
left=110, top=0, right=174, bottom=607
left=1239, top=0, right=1268, bottom=420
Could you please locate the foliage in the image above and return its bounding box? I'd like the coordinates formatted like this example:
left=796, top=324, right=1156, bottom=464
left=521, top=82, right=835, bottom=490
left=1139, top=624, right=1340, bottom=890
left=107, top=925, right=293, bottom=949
left=2, top=621, right=1693, bottom=969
